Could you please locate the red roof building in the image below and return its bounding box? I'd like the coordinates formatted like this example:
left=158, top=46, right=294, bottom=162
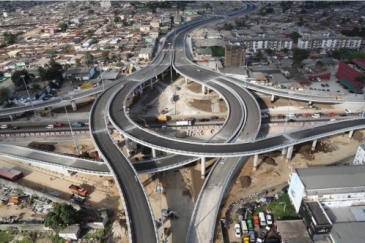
left=336, top=61, right=363, bottom=90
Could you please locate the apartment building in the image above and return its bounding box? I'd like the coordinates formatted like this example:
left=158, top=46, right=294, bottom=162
left=297, top=36, right=362, bottom=50
left=228, top=37, right=292, bottom=52
left=224, top=44, right=246, bottom=67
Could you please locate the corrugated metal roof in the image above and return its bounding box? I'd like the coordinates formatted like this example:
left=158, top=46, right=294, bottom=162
left=296, top=165, right=365, bottom=191
left=276, top=220, right=312, bottom=243
left=330, top=222, right=365, bottom=243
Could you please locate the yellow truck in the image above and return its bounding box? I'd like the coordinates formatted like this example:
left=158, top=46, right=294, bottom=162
left=156, top=115, right=168, bottom=122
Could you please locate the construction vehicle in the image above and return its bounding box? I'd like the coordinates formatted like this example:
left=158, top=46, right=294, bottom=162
left=39, top=108, right=52, bottom=117
left=156, top=115, right=168, bottom=122
left=73, top=122, right=84, bottom=128
left=54, top=122, right=62, bottom=127
left=68, top=184, right=88, bottom=197
left=69, top=194, right=85, bottom=203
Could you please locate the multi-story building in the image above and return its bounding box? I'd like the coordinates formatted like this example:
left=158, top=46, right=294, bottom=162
left=228, top=38, right=292, bottom=52
left=336, top=59, right=365, bottom=93
left=297, top=36, right=362, bottom=50
left=100, top=0, right=111, bottom=9
left=353, top=144, right=365, bottom=165
left=224, top=44, right=246, bottom=67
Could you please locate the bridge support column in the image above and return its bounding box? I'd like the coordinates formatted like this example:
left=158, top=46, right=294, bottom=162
left=286, top=146, right=294, bottom=163
left=309, top=101, right=313, bottom=105
left=71, top=100, right=77, bottom=111
left=185, top=77, right=188, bottom=84
left=281, top=147, right=288, bottom=156
left=349, top=130, right=354, bottom=139
left=201, top=157, right=206, bottom=179
left=125, top=138, right=131, bottom=156
left=132, top=141, right=138, bottom=150
left=152, top=148, right=157, bottom=158
left=9, top=114, right=14, bottom=122
left=139, top=85, right=143, bottom=95
left=202, top=84, right=206, bottom=94
left=253, top=154, right=259, bottom=171
left=311, top=139, right=317, bottom=151
left=271, top=94, right=275, bottom=103
left=150, top=79, right=153, bottom=89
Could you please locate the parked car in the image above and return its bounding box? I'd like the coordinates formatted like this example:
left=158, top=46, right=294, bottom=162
left=339, top=113, right=347, bottom=117
left=12, top=126, right=19, bottom=130
left=261, top=113, right=269, bottom=119
left=46, top=125, right=54, bottom=129
left=312, top=113, right=320, bottom=119
left=0, top=124, right=8, bottom=129
left=234, top=224, right=241, bottom=238
left=244, top=237, right=250, bottom=243
left=325, top=84, right=329, bottom=87
left=249, top=231, right=256, bottom=243
left=345, top=109, right=351, bottom=114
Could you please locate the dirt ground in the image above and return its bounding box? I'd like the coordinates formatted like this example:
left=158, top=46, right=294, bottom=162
left=188, top=99, right=212, bottom=112
left=186, top=82, right=203, bottom=94
left=218, top=130, right=364, bottom=243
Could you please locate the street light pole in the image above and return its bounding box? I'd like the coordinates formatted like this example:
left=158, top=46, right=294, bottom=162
left=20, top=75, right=38, bottom=121
left=62, top=100, right=80, bottom=154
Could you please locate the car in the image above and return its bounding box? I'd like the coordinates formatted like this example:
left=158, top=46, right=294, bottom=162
left=345, top=109, right=351, bottom=114
left=287, top=119, right=295, bottom=122
left=339, top=113, right=347, bottom=117
left=322, top=89, right=326, bottom=91
left=46, top=125, right=54, bottom=129
left=249, top=231, right=256, bottom=243
left=266, top=214, right=273, bottom=226
left=210, top=116, right=219, bottom=120
left=0, top=124, right=8, bottom=129
left=325, top=84, right=329, bottom=87
left=261, top=113, right=269, bottom=119
left=199, top=118, right=210, bottom=122
left=330, top=119, right=337, bottom=121
left=321, top=84, right=325, bottom=87
left=197, top=69, right=200, bottom=72
left=309, top=87, right=313, bottom=90
left=234, top=223, right=241, bottom=238
left=312, top=114, right=320, bottom=118
left=244, top=237, right=250, bottom=243
left=12, top=126, right=19, bottom=130
left=327, top=89, right=330, bottom=91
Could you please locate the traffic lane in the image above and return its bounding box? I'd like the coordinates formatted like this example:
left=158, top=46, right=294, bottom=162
left=91, top=76, right=157, bottom=241
left=262, top=118, right=352, bottom=123
left=112, top=114, right=365, bottom=155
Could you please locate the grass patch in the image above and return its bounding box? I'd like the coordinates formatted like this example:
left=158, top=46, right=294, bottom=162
left=0, top=230, right=15, bottom=242
left=210, top=46, right=225, bottom=57
left=253, top=194, right=298, bottom=220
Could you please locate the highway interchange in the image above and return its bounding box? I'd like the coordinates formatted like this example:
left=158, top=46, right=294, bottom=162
left=1, top=2, right=365, bottom=243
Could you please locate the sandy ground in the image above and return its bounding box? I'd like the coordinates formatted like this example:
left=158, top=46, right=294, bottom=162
left=219, top=130, right=364, bottom=243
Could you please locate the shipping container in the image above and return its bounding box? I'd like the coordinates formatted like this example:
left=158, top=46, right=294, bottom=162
left=0, top=167, right=23, bottom=181
left=176, top=121, right=191, bottom=126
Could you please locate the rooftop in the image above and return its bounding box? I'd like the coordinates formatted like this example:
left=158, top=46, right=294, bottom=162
left=352, top=58, right=365, bottom=70
left=325, top=206, right=365, bottom=223
left=276, top=220, right=312, bottom=243
left=306, top=201, right=332, bottom=226
left=330, top=222, right=365, bottom=243
left=296, top=165, right=365, bottom=192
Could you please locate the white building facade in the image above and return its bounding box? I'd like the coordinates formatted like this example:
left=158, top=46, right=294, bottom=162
left=229, top=38, right=292, bottom=52
left=353, top=145, right=365, bottom=165
left=297, top=37, right=362, bottom=50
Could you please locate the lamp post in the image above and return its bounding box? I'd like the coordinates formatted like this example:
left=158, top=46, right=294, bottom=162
left=62, top=100, right=80, bottom=154
left=20, top=75, right=38, bottom=121
left=283, top=92, right=293, bottom=134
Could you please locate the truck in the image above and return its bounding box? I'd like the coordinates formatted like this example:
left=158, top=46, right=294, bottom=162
left=73, top=122, right=84, bottom=128
left=176, top=120, right=192, bottom=126
left=68, top=184, right=88, bottom=197
left=253, top=215, right=260, bottom=228
left=156, top=115, right=168, bottom=122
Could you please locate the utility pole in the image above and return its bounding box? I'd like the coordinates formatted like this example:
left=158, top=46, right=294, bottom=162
left=62, top=100, right=80, bottom=154
left=20, top=75, right=38, bottom=121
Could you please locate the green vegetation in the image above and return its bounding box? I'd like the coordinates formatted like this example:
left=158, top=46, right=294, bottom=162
left=247, top=194, right=298, bottom=220
left=44, top=203, right=83, bottom=231
left=11, top=70, right=31, bottom=87
left=348, top=51, right=365, bottom=61
left=210, top=46, right=225, bottom=57
left=293, top=48, right=309, bottom=65
left=85, top=52, right=95, bottom=67
left=355, top=75, right=365, bottom=84
left=58, top=22, right=68, bottom=32
left=0, top=230, right=14, bottom=242
left=85, top=225, right=112, bottom=241
left=341, top=27, right=365, bottom=37
left=2, top=32, right=17, bottom=46
left=331, top=48, right=348, bottom=60
left=223, top=23, right=233, bottom=31
left=289, top=31, right=302, bottom=44
left=0, top=87, right=11, bottom=104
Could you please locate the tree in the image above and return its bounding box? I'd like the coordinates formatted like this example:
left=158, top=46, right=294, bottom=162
left=84, top=52, right=94, bottom=67
left=293, top=48, right=309, bottom=65
left=0, top=87, right=11, bottom=104
left=290, top=31, right=302, bottom=44
left=223, top=23, right=233, bottom=31
left=29, top=83, right=42, bottom=95
left=102, top=51, right=109, bottom=64
left=282, top=48, right=289, bottom=54
left=316, top=60, right=324, bottom=66
left=331, top=48, right=348, bottom=60
left=114, top=16, right=121, bottom=23
left=115, top=62, right=124, bottom=67
left=44, top=203, right=81, bottom=231
left=255, top=51, right=264, bottom=61
left=38, top=67, right=48, bottom=87
left=266, top=49, right=274, bottom=55
left=359, top=18, right=363, bottom=25
left=64, top=64, right=71, bottom=72
left=297, top=17, right=305, bottom=27
left=116, top=54, right=122, bottom=63
left=58, top=22, right=68, bottom=32
left=355, top=75, right=365, bottom=84
left=300, top=9, right=307, bottom=14
left=2, top=32, right=17, bottom=46
left=75, top=58, right=81, bottom=67
left=11, top=70, right=31, bottom=87
left=46, top=49, right=56, bottom=55
left=348, top=52, right=365, bottom=61
left=265, top=7, right=274, bottom=14
left=87, top=9, right=94, bottom=15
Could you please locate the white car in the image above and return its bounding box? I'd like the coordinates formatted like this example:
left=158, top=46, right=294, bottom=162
left=312, top=113, right=320, bottom=119
left=234, top=223, right=241, bottom=238
left=345, top=109, right=351, bottom=114
left=46, top=125, right=54, bottom=129
left=261, top=113, right=269, bottom=119
left=266, top=214, right=273, bottom=226
left=197, top=69, right=200, bottom=72
left=330, top=119, right=337, bottom=122
left=0, top=124, right=8, bottom=129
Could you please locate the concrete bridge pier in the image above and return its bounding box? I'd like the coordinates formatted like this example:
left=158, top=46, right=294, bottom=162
left=150, top=79, right=153, bottom=89
left=253, top=154, right=259, bottom=171
left=139, top=85, right=143, bottom=95
left=185, top=77, right=189, bottom=84
left=152, top=148, right=157, bottom=158
left=9, top=114, right=15, bottom=122
left=271, top=94, right=275, bottom=103
left=132, top=141, right=138, bottom=150
left=202, top=84, right=206, bottom=94
left=311, top=140, right=317, bottom=151
left=201, top=156, right=206, bottom=179
left=281, top=147, right=288, bottom=156
left=349, top=130, right=354, bottom=139
left=71, top=100, right=77, bottom=111
left=286, top=145, right=294, bottom=163
left=125, top=138, right=131, bottom=156
left=309, top=101, right=313, bottom=105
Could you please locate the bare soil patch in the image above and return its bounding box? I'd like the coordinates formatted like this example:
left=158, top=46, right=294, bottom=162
left=188, top=99, right=212, bottom=112
left=218, top=99, right=228, bottom=113
left=186, top=82, right=202, bottom=94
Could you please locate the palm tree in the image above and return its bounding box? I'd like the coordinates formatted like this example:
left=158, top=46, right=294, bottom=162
left=29, top=83, right=42, bottom=95
left=0, top=87, right=11, bottom=104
